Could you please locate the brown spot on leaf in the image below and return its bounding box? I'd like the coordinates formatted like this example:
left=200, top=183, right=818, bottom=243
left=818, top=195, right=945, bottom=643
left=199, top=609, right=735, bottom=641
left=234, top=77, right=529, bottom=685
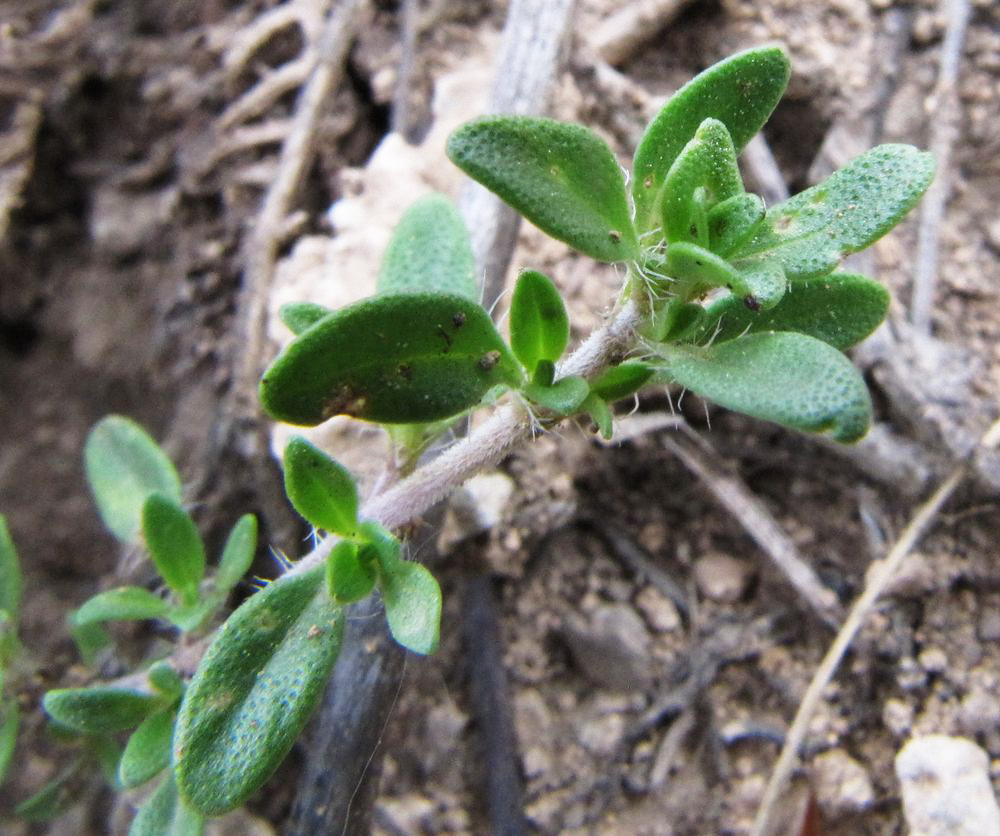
left=322, top=385, right=368, bottom=419
left=478, top=350, right=501, bottom=371
left=452, top=312, right=466, bottom=328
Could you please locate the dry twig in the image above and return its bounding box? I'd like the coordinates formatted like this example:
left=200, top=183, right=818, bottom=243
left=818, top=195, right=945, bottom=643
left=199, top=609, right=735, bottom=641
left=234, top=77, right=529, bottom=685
left=752, top=416, right=1000, bottom=836
left=590, top=0, right=694, bottom=66
left=909, top=0, right=971, bottom=334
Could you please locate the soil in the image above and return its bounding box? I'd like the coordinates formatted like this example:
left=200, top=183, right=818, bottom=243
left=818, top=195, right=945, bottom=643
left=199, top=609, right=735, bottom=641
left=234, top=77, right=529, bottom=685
left=2, top=0, right=999, bottom=834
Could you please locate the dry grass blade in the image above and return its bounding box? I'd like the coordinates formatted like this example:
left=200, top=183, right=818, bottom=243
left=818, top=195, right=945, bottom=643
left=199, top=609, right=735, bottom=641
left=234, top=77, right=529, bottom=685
left=751, top=415, right=1000, bottom=836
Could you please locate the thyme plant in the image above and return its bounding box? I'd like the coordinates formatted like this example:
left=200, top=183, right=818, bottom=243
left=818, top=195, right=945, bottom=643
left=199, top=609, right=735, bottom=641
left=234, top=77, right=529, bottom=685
left=1, top=46, right=934, bottom=831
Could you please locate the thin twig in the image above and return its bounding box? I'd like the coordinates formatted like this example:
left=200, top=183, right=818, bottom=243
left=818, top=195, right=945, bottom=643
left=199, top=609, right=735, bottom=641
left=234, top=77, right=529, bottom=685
left=661, top=426, right=842, bottom=627
left=909, top=0, right=971, bottom=334
left=751, top=416, right=1000, bottom=836
left=232, top=0, right=368, bottom=437
left=391, top=0, right=420, bottom=141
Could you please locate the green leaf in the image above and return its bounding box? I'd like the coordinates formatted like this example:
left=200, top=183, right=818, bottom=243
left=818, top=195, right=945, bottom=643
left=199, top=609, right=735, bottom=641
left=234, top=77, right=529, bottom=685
left=326, top=541, right=376, bottom=604
left=660, top=118, right=744, bottom=244
left=590, top=362, right=654, bottom=402
left=667, top=242, right=786, bottom=310
left=120, top=710, right=176, bottom=789
left=658, top=332, right=872, bottom=442
left=130, top=773, right=204, bottom=836
left=633, top=46, right=790, bottom=229
left=174, top=567, right=343, bottom=815
left=358, top=521, right=403, bottom=569
left=532, top=358, right=556, bottom=387
left=447, top=116, right=638, bottom=262
left=85, top=416, right=183, bottom=544
left=582, top=393, right=614, bottom=440
left=377, top=194, right=478, bottom=300
left=653, top=300, right=705, bottom=342
left=147, top=662, right=184, bottom=699
left=0, top=699, right=18, bottom=785
left=523, top=376, right=590, bottom=415
left=733, top=144, right=936, bottom=278
left=43, top=687, right=164, bottom=734
left=260, top=292, right=521, bottom=426
left=0, top=516, right=20, bottom=629
left=280, top=302, right=332, bottom=335
left=71, top=622, right=111, bottom=664
left=71, top=587, right=170, bottom=628
left=283, top=437, right=359, bottom=536
left=509, top=270, right=570, bottom=374
left=167, top=600, right=217, bottom=633
left=142, top=495, right=206, bottom=608
left=694, top=272, right=890, bottom=350
left=14, top=767, right=78, bottom=821
left=215, top=514, right=258, bottom=593
left=90, top=734, right=124, bottom=787
left=707, top=192, right=765, bottom=256
left=380, top=560, right=442, bottom=656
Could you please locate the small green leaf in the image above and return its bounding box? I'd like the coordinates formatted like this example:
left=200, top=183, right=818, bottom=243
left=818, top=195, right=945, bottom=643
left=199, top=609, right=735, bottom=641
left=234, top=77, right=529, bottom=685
left=658, top=332, right=872, bottom=442
left=582, top=393, right=614, bottom=440
left=652, top=300, right=706, bottom=342
left=694, top=272, right=890, bottom=350
left=280, top=302, right=332, bottom=335
left=734, top=144, right=936, bottom=278
left=326, top=541, right=376, bottom=604
left=167, top=600, right=217, bottom=633
left=730, top=257, right=787, bottom=310
left=633, top=46, right=790, bottom=229
left=667, top=242, right=786, bottom=310
left=380, top=561, right=442, bottom=656
left=359, top=521, right=403, bottom=570
left=90, top=734, right=123, bottom=787
left=119, top=709, right=176, bottom=789
left=523, top=376, right=590, bottom=415
left=283, top=437, right=358, bottom=536
left=215, top=514, right=258, bottom=593
left=43, top=687, right=164, bottom=734
left=0, top=516, right=20, bottom=629
left=532, top=359, right=556, bottom=387
left=174, top=567, right=343, bottom=815
left=71, top=622, right=111, bottom=664
left=660, top=118, right=744, bottom=244
left=590, top=362, right=654, bottom=402
left=147, top=662, right=184, bottom=699
left=447, top=116, right=638, bottom=262
left=0, top=699, right=18, bottom=785
left=130, top=772, right=204, bottom=836
left=707, top=192, right=765, bottom=256
left=377, top=194, right=478, bottom=300
left=14, top=767, right=78, bottom=821
left=142, top=495, right=206, bottom=607
left=260, top=293, right=521, bottom=426
left=510, top=270, right=570, bottom=374
left=85, top=416, right=183, bottom=544
left=72, top=587, right=170, bottom=628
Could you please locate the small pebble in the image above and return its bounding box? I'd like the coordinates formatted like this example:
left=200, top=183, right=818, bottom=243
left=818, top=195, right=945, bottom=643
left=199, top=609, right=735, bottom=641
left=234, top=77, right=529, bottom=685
left=693, top=553, right=754, bottom=603
left=811, top=748, right=875, bottom=814
left=896, top=735, right=1000, bottom=835
left=635, top=585, right=681, bottom=632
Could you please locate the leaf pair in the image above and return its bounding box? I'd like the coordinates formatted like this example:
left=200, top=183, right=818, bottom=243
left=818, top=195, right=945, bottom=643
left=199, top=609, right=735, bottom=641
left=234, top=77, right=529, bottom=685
left=283, top=437, right=442, bottom=655
left=448, top=47, right=791, bottom=258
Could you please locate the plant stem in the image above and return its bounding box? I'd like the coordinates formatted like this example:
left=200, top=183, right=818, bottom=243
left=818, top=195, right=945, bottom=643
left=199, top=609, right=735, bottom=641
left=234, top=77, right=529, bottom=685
left=285, top=299, right=641, bottom=578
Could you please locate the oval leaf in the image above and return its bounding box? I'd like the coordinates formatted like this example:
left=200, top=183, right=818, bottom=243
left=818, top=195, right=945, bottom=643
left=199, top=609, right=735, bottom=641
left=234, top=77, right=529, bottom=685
left=215, top=514, right=258, bottom=593
left=130, top=773, right=204, bottom=836
left=509, top=270, right=570, bottom=374
left=43, top=687, right=163, bottom=734
left=142, top=495, right=205, bottom=607
left=659, top=332, right=872, bottom=442
left=326, top=541, right=376, bottom=604
left=380, top=560, right=442, bottom=656
left=448, top=116, right=638, bottom=262
left=0, top=516, right=20, bottom=629
left=633, top=46, right=790, bottom=229
left=280, top=302, right=332, bottom=335
left=0, top=699, right=18, bottom=785
left=174, top=567, right=343, bottom=815
left=283, top=437, right=359, bottom=536
left=147, top=662, right=184, bottom=699
left=660, top=117, right=743, bottom=244
left=72, top=587, right=170, bottom=628
left=694, top=272, right=890, bottom=350
left=119, top=710, right=175, bottom=789
left=707, top=192, right=765, bottom=256
left=85, top=416, right=182, bottom=544
left=522, top=376, right=590, bottom=415
left=582, top=393, right=614, bottom=440
left=590, top=362, right=654, bottom=402
left=260, top=293, right=521, bottom=426
left=734, top=144, right=936, bottom=278
left=377, top=194, right=478, bottom=299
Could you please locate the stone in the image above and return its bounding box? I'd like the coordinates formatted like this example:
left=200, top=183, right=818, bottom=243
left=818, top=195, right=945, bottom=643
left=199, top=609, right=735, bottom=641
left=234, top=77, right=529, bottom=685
left=376, top=793, right=436, bottom=835
left=896, top=735, right=1000, bottom=836
left=635, top=585, right=681, bottom=632
left=561, top=603, right=653, bottom=691
left=811, top=748, right=875, bottom=814
left=693, top=553, right=754, bottom=603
